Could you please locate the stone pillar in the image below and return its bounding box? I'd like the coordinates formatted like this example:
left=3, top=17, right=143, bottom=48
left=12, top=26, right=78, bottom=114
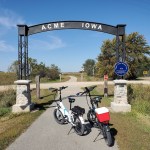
left=12, top=80, right=34, bottom=113
left=111, top=80, right=131, bottom=112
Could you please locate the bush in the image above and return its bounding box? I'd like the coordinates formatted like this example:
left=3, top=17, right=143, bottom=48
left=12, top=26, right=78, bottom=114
left=0, top=107, right=11, bottom=116
left=127, top=84, right=134, bottom=104
left=0, top=89, right=16, bottom=108
left=127, top=84, right=150, bottom=115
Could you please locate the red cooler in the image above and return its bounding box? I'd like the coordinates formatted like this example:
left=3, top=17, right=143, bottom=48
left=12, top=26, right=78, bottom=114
left=95, top=107, right=110, bottom=122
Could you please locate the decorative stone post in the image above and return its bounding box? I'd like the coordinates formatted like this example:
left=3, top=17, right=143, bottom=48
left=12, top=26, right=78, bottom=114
left=111, top=80, right=131, bottom=112
left=12, top=80, right=34, bottom=113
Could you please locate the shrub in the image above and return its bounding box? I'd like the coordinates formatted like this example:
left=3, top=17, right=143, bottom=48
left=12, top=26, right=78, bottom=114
left=0, top=89, right=16, bottom=108
left=127, top=84, right=150, bottom=115
left=0, top=107, right=11, bottom=116
left=127, top=84, right=134, bottom=104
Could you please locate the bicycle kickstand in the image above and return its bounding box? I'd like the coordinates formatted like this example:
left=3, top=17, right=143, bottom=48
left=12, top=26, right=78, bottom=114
left=67, top=126, right=74, bottom=135
left=93, top=131, right=101, bottom=142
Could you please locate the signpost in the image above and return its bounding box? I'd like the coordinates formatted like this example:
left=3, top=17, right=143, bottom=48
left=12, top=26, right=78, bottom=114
left=104, top=74, right=108, bottom=97
left=114, top=62, right=128, bottom=76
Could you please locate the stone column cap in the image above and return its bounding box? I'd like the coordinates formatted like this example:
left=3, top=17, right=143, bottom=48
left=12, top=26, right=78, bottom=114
left=14, top=80, right=32, bottom=85
left=113, top=79, right=127, bottom=84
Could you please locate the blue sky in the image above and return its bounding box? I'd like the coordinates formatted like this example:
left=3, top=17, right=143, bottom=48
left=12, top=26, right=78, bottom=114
left=0, top=0, right=150, bottom=72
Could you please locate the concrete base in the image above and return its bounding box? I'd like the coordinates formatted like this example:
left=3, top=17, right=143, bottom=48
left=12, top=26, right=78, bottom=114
left=111, top=102, right=131, bottom=112
left=12, top=103, right=34, bottom=113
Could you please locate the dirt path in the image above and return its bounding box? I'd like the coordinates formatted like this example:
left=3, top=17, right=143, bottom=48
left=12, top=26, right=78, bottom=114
left=0, top=77, right=150, bottom=92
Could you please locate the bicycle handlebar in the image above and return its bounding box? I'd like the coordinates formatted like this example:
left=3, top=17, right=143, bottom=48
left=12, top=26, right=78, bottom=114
left=49, top=86, right=68, bottom=92
left=79, top=85, right=97, bottom=95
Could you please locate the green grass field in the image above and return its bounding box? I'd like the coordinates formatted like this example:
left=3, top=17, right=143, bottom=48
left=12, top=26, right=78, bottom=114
left=93, top=85, right=150, bottom=150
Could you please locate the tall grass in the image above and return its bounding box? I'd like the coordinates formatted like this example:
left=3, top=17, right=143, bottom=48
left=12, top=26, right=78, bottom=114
left=0, top=72, right=17, bottom=85
left=0, top=89, right=16, bottom=116
left=127, top=84, right=150, bottom=115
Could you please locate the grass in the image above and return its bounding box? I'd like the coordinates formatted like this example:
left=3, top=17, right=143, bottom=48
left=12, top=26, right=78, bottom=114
left=0, top=72, right=17, bottom=85
left=92, top=85, right=150, bottom=150
left=110, top=112, right=150, bottom=150
left=35, top=74, right=70, bottom=83
left=127, top=84, right=150, bottom=115
left=0, top=72, right=70, bottom=85
left=0, top=89, right=54, bottom=150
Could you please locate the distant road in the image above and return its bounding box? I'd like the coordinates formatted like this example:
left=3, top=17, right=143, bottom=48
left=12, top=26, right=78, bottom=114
left=0, top=76, right=150, bottom=91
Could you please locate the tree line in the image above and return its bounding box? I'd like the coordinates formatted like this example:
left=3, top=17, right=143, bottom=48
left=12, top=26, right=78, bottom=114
left=83, top=32, right=150, bottom=79
left=8, top=58, right=60, bottom=80
left=9, top=32, right=150, bottom=80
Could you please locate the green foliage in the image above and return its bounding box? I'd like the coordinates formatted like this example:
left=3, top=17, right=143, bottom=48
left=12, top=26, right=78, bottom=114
left=8, top=57, right=61, bottom=81
left=47, top=64, right=60, bottom=80
left=127, top=84, right=150, bottom=115
left=83, top=59, right=95, bottom=76
left=127, top=84, right=134, bottom=104
left=96, top=32, right=150, bottom=79
left=0, top=89, right=16, bottom=108
left=0, top=108, right=11, bottom=116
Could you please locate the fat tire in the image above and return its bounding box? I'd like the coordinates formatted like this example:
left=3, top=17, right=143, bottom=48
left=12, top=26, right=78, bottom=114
left=87, top=110, right=96, bottom=126
left=53, top=109, right=64, bottom=124
left=103, top=129, right=113, bottom=146
left=74, top=116, right=85, bottom=136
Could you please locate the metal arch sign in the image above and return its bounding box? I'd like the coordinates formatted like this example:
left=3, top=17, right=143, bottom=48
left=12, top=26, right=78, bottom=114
left=114, top=62, right=129, bottom=76
left=18, top=21, right=126, bottom=36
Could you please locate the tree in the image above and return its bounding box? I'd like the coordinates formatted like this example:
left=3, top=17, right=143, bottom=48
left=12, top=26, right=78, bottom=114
left=96, top=32, right=150, bottom=79
left=8, top=60, right=18, bottom=74
left=8, top=58, right=61, bottom=80
left=83, top=59, right=96, bottom=76
left=47, top=64, right=60, bottom=80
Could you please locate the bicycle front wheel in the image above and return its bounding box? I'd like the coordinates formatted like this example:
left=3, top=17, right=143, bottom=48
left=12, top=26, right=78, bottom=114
left=74, top=116, right=85, bottom=136
left=87, top=110, right=96, bottom=126
left=102, top=126, right=113, bottom=146
left=53, top=109, right=64, bottom=124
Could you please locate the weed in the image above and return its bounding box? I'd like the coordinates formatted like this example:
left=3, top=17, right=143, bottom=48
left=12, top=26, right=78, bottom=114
left=0, top=89, right=16, bottom=108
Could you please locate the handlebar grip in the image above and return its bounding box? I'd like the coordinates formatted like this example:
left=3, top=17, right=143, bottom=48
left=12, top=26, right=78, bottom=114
left=76, top=92, right=83, bottom=96
left=49, top=88, right=58, bottom=92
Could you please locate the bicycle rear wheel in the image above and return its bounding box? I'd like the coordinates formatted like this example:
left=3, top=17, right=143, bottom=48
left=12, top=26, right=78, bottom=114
left=53, top=109, right=64, bottom=124
left=74, top=116, right=85, bottom=136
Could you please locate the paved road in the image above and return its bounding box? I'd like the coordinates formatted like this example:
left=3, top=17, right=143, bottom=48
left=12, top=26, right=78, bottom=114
left=7, top=76, right=119, bottom=150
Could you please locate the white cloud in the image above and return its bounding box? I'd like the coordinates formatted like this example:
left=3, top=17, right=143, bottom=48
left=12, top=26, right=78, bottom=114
left=0, top=40, right=16, bottom=52
left=0, top=8, right=25, bottom=28
left=30, top=36, right=66, bottom=51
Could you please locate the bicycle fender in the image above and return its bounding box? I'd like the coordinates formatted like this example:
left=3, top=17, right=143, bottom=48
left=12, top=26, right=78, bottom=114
left=79, top=116, right=85, bottom=124
left=104, top=124, right=110, bottom=132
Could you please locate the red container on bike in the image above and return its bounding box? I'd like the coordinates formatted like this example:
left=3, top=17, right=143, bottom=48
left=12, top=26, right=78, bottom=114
left=95, top=107, right=110, bottom=123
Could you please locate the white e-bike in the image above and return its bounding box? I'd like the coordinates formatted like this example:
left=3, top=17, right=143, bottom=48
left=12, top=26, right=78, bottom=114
left=50, top=86, right=85, bottom=136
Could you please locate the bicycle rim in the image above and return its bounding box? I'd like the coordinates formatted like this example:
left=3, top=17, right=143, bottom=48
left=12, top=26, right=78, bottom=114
left=53, top=109, right=64, bottom=124
left=74, top=117, right=85, bottom=136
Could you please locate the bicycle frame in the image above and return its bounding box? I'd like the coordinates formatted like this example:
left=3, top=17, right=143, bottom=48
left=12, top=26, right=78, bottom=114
left=55, top=101, right=76, bottom=126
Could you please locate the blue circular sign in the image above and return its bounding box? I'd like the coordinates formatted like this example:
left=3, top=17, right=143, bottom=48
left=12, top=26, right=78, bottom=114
left=114, top=62, right=128, bottom=76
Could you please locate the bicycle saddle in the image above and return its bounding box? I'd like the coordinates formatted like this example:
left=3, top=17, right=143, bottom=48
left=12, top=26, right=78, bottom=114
left=68, top=97, right=75, bottom=103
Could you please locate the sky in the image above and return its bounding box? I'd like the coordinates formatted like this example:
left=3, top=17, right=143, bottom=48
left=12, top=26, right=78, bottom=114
left=0, top=0, right=150, bottom=72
